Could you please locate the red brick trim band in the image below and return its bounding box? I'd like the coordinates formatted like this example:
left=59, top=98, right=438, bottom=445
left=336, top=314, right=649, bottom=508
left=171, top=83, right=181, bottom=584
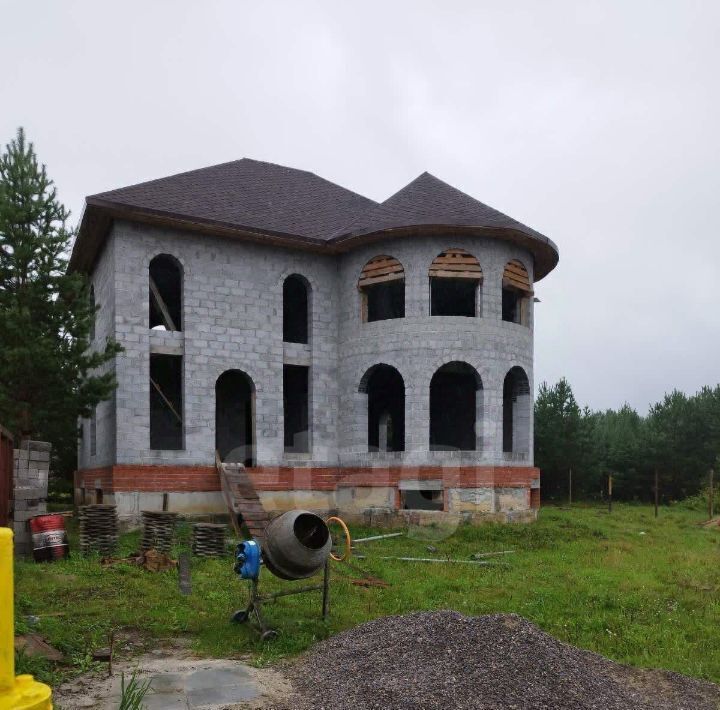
left=75, top=464, right=540, bottom=494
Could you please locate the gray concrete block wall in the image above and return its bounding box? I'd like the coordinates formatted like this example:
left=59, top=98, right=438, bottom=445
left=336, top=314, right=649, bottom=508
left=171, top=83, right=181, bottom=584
left=13, top=440, right=51, bottom=555
left=78, top=234, right=117, bottom=470
left=86, top=222, right=537, bottom=471
left=110, top=221, right=339, bottom=466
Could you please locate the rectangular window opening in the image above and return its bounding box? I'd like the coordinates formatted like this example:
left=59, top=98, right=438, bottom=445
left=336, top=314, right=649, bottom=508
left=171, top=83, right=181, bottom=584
left=401, top=488, right=444, bottom=511
left=502, top=287, right=529, bottom=325
left=150, top=354, right=184, bottom=450
left=430, top=277, right=477, bottom=317
left=284, top=364, right=310, bottom=453
left=362, top=280, right=405, bottom=322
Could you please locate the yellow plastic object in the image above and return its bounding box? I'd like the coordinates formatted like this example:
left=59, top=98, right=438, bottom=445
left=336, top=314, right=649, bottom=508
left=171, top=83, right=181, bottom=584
left=0, top=528, right=53, bottom=710
left=325, top=516, right=352, bottom=562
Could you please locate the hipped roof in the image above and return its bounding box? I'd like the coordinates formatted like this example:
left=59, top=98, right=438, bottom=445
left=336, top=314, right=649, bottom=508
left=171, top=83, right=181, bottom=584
left=71, top=158, right=558, bottom=279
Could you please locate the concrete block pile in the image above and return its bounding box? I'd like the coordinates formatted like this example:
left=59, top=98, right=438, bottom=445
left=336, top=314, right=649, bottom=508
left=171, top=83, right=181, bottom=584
left=12, top=440, right=51, bottom=556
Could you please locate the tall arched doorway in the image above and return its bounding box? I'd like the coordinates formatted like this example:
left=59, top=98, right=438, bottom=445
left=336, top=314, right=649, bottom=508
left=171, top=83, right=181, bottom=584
left=430, top=362, right=483, bottom=451
left=360, top=364, right=405, bottom=452
left=503, top=366, right=530, bottom=455
left=216, top=370, right=255, bottom=466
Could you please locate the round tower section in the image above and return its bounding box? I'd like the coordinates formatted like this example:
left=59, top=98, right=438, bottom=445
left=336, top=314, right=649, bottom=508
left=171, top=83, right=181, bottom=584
left=337, top=233, right=536, bottom=469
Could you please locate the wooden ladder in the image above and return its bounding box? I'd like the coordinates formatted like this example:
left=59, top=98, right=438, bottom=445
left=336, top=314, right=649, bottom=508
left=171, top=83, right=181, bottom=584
left=215, top=452, right=271, bottom=543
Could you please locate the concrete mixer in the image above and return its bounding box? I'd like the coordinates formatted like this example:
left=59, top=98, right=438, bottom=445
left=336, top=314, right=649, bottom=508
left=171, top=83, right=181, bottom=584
left=231, top=510, right=349, bottom=640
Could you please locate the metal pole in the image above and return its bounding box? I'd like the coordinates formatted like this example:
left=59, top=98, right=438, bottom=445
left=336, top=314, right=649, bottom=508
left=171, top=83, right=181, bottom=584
left=608, top=475, right=613, bottom=513
left=654, top=469, right=659, bottom=518
left=321, top=560, right=330, bottom=620
left=568, top=468, right=572, bottom=507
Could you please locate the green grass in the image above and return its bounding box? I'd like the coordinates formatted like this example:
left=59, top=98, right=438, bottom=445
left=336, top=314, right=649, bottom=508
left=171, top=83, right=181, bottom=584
left=13, top=503, right=720, bottom=686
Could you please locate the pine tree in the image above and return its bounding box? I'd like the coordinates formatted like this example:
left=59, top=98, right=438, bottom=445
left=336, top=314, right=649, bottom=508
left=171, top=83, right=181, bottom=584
left=0, top=127, right=121, bottom=475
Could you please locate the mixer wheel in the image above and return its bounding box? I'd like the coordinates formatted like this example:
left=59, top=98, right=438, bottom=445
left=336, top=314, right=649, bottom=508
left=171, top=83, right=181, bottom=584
left=261, top=629, right=279, bottom=641
left=231, top=609, right=249, bottom=624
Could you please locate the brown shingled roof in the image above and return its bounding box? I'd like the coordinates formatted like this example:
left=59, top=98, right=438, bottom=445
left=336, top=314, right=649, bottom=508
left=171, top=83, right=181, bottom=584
left=87, top=158, right=376, bottom=240
left=70, top=159, right=558, bottom=279
left=334, top=172, right=546, bottom=240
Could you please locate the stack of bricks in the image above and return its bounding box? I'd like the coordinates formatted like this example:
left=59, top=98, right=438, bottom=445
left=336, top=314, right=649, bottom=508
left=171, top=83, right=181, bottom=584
left=12, top=440, right=51, bottom=556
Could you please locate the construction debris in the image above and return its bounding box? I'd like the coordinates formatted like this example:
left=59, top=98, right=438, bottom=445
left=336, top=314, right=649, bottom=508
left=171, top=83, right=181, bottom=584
left=352, top=532, right=405, bottom=544
left=352, top=555, right=496, bottom=566
left=471, top=550, right=515, bottom=559
left=141, top=511, right=178, bottom=553
left=191, top=522, right=227, bottom=557
left=350, top=576, right=390, bottom=589
left=78, top=504, right=119, bottom=556
left=14, top=633, right=64, bottom=662
left=101, top=549, right=176, bottom=572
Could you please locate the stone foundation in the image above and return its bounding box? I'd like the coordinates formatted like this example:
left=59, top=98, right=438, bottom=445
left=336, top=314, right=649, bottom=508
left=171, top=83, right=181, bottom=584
left=75, top=464, right=540, bottom=527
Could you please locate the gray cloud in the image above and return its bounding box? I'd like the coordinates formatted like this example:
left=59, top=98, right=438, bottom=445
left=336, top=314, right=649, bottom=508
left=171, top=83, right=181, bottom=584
left=2, top=0, right=718, bottom=412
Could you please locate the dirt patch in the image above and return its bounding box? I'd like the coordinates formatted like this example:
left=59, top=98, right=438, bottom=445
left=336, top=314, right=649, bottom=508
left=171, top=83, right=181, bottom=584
left=272, top=611, right=720, bottom=710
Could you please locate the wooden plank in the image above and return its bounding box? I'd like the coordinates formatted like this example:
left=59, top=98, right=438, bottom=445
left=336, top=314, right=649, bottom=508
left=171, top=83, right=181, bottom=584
left=434, top=252, right=479, bottom=263
left=150, top=377, right=182, bottom=424
left=505, top=262, right=528, bottom=275
left=430, top=262, right=482, bottom=272
left=359, top=272, right=404, bottom=287
left=429, top=249, right=482, bottom=280
left=149, top=276, right=177, bottom=331
left=361, top=264, right=404, bottom=278
left=504, top=268, right=529, bottom=282
left=215, top=453, right=270, bottom=543
left=502, top=278, right=533, bottom=295
left=430, top=270, right=484, bottom=280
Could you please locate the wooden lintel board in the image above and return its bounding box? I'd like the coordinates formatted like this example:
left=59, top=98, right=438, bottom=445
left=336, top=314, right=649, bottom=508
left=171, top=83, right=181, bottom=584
left=359, top=272, right=404, bottom=288
left=430, top=270, right=483, bottom=280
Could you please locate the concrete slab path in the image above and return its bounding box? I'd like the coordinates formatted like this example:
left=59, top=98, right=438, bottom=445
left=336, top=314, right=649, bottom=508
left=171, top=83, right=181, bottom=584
left=53, top=654, right=293, bottom=709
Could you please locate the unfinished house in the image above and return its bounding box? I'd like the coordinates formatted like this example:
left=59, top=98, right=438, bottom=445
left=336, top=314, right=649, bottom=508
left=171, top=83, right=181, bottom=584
left=72, top=159, right=558, bottom=522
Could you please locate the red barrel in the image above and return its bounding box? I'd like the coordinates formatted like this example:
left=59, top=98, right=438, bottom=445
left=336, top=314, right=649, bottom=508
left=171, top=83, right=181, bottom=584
left=30, top=514, right=69, bottom=562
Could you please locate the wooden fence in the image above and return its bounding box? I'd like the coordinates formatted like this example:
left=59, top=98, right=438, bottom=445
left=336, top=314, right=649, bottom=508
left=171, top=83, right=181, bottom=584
left=0, top=425, right=12, bottom=527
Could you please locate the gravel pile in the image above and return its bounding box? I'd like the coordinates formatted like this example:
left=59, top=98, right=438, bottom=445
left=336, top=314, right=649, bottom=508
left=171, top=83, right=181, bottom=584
left=279, top=611, right=720, bottom=710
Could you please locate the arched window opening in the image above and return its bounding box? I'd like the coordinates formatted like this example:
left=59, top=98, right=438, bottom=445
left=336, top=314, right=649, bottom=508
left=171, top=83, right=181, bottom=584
left=429, top=248, right=482, bottom=317
left=503, top=367, right=530, bottom=455
left=149, top=254, right=183, bottom=331
left=429, top=362, right=482, bottom=451
left=502, top=260, right=531, bottom=325
left=358, top=256, right=405, bottom=322
left=283, top=275, right=310, bottom=344
left=216, top=370, right=255, bottom=466
left=360, top=364, right=405, bottom=452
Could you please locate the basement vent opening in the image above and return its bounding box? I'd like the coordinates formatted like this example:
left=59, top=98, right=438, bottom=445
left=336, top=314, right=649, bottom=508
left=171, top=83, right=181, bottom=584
left=401, top=488, right=443, bottom=511
left=150, top=354, right=183, bottom=450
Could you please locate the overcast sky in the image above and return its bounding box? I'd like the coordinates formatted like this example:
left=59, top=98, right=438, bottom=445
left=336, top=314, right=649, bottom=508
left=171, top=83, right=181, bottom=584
left=2, top=1, right=718, bottom=413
